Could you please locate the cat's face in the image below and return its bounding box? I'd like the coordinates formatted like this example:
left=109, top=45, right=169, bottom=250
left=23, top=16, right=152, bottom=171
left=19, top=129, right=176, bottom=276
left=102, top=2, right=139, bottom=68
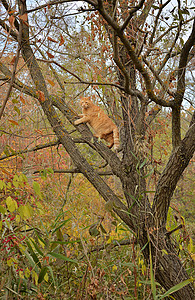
left=80, top=97, right=93, bottom=109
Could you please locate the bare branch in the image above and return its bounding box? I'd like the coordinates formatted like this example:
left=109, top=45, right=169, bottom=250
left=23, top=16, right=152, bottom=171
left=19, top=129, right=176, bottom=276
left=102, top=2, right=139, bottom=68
left=38, top=58, right=146, bottom=101
left=34, top=168, right=114, bottom=176
left=172, top=19, right=195, bottom=148
left=25, top=0, right=97, bottom=14
left=0, top=19, right=18, bottom=40
left=0, top=19, right=22, bottom=120
left=143, top=57, right=174, bottom=98
left=120, top=0, right=145, bottom=31
left=147, top=0, right=171, bottom=48
left=0, top=140, right=60, bottom=162
left=95, top=0, right=174, bottom=107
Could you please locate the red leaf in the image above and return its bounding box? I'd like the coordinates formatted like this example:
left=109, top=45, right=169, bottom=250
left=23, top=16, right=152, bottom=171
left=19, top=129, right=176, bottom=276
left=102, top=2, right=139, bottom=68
left=36, top=90, right=45, bottom=102
left=59, top=35, right=65, bottom=46
left=18, top=13, right=28, bottom=22
left=10, top=56, right=16, bottom=65
left=46, top=51, right=54, bottom=59
left=20, top=95, right=26, bottom=104
left=48, top=37, right=58, bottom=43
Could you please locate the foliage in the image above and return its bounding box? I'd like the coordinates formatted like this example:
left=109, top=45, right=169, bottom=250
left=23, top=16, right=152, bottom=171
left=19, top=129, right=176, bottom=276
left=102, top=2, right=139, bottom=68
left=0, top=171, right=194, bottom=299
left=0, top=0, right=194, bottom=299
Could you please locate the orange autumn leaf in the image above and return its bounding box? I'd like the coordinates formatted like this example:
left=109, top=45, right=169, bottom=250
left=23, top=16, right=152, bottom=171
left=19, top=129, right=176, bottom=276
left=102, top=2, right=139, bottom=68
left=10, top=56, right=16, bottom=65
left=35, top=129, right=43, bottom=135
left=46, top=51, right=54, bottom=59
left=8, top=15, right=15, bottom=28
left=66, top=250, right=71, bottom=257
left=20, top=95, right=26, bottom=104
left=47, top=79, right=55, bottom=86
left=36, top=90, right=45, bottom=102
left=59, top=35, right=65, bottom=46
left=8, top=119, right=19, bottom=125
left=18, top=13, right=28, bottom=22
left=48, top=37, right=58, bottom=43
left=8, top=10, right=17, bottom=15
left=1, top=167, right=12, bottom=175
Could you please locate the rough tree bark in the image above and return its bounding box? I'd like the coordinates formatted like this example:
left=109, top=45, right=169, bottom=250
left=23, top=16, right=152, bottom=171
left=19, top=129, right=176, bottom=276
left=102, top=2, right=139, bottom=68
left=0, top=0, right=194, bottom=298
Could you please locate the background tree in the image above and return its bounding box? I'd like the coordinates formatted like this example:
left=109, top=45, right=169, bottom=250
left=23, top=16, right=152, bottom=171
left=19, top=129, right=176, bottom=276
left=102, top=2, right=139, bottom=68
left=0, top=0, right=194, bottom=299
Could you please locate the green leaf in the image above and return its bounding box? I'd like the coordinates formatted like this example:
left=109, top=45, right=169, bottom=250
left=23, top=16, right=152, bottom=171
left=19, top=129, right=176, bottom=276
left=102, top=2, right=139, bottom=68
left=30, top=238, right=44, bottom=257
left=48, top=252, right=77, bottom=263
left=139, top=158, right=147, bottom=169
left=52, top=219, right=71, bottom=234
left=47, top=167, right=54, bottom=174
left=38, top=266, right=48, bottom=284
left=159, top=279, right=193, bottom=299
left=140, top=241, right=149, bottom=252
left=34, top=231, right=46, bottom=246
left=149, top=244, right=156, bottom=299
left=99, top=223, right=107, bottom=234
left=0, top=205, right=7, bottom=214
left=89, top=224, right=100, bottom=237
left=26, top=241, right=41, bottom=269
left=130, top=151, right=139, bottom=161
left=47, top=265, right=55, bottom=286
left=33, top=181, right=42, bottom=199
left=105, top=199, right=114, bottom=212
left=24, top=249, right=39, bottom=273
left=143, top=168, right=154, bottom=178
left=14, top=105, right=21, bottom=115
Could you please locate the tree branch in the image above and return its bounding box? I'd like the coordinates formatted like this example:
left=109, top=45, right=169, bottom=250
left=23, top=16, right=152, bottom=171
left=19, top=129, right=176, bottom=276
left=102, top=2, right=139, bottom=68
left=34, top=168, right=114, bottom=176
left=95, top=0, right=173, bottom=107
left=17, top=0, right=134, bottom=231
left=172, top=19, right=195, bottom=148
left=120, top=0, right=145, bottom=31
left=152, top=123, right=195, bottom=227
left=0, top=140, right=60, bottom=162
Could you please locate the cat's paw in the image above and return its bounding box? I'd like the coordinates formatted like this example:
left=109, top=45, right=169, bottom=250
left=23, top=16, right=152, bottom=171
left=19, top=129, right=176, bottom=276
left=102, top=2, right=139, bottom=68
left=113, top=145, right=119, bottom=152
left=74, top=119, right=80, bottom=125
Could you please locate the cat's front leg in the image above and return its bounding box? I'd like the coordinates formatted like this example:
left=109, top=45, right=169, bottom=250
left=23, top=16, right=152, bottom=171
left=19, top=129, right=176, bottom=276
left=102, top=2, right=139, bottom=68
left=74, top=116, right=89, bottom=125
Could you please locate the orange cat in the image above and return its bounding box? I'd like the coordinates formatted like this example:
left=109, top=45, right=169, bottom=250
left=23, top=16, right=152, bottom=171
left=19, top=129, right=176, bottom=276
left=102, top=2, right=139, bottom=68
left=74, top=97, right=120, bottom=150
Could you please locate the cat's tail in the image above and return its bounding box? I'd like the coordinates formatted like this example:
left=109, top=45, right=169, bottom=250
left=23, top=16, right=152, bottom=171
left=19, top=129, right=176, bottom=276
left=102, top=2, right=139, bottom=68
left=113, top=127, right=120, bottom=151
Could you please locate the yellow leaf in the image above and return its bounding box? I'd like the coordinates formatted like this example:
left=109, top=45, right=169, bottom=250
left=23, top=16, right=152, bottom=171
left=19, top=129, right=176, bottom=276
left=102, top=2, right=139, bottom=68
left=112, top=265, right=117, bottom=271
left=6, top=196, right=18, bottom=212
left=25, top=267, right=31, bottom=278
left=19, top=270, right=24, bottom=279
left=7, top=257, right=17, bottom=267
left=32, top=271, right=38, bottom=285
left=16, top=215, right=20, bottom=223
left=44, top=273, right=49, bottom=282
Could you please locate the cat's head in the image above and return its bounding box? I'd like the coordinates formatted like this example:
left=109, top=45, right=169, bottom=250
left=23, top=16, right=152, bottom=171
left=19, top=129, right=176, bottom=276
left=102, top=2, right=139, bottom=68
left=80, top=97, right=93, bottom=109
